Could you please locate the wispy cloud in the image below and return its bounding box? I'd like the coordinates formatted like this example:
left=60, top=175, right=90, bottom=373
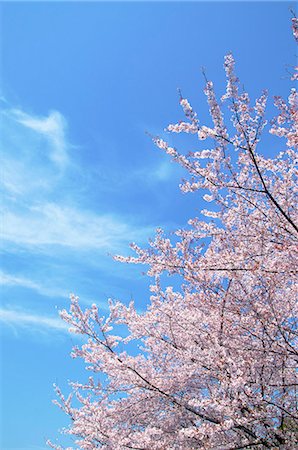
left=1, top=104, right=154, bottom=253
left=11, top=108, right=69, bottom=169
left=147, top=160, right=175, bottom=182
left=0, top=101, right=154, bottom=336
left=2, top=202, right=152, bottom=251
left=0, top=107, right=70, bottom=199
left=0, top=307, right=69, bottom=333
left=0, top=271, right=68, bottom=298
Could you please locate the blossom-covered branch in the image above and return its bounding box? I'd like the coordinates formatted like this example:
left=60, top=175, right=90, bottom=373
left=49, top=19, right=298, bottom=450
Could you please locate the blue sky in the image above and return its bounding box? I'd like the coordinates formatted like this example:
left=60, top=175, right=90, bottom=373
left=0, top=1, right=296, bottom=449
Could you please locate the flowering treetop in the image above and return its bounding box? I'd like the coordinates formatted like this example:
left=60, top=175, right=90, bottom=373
left=48, top=18, right=298, bottom=450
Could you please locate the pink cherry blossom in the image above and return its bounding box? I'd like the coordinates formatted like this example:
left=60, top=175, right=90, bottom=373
left=49, top=19, right=298, bottom=450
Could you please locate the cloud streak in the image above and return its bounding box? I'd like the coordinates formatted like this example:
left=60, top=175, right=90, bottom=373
left=1, top=107, right=70, bottom=199
left=11, top=108, right=70, bottom=169
left=2, top=202, right=152, bottom=251
left=1, top=104, right=154, bottom=254
left=0, top=101, right=154, bottom=339
left=0, top=270, right=68, bottom=298
left=0, top=307, right=69, bottom=333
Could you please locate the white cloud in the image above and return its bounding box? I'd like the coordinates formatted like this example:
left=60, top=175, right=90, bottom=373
left=152, top=160, right=174, bottom=181
left=1, top=156, right=50, bottom=196
left=12, top=109, right=69, bottom=168
left=0, top=101, right=154, bottom=323
left=0, top=107, right=70, bottom=199
left=0, top=271, right=68, bottom=298
left=2, top=202, right=152, bottom=251
left=0, top=271, right=44, bottom=290
left=1, top=104, right=153, bottom=254
left=0, top=307, right=69, bottom=333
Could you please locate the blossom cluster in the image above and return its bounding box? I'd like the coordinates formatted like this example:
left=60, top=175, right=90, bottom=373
left=49, top=20, right=298, bottom=450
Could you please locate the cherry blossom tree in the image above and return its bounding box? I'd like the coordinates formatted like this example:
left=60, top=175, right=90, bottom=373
left=49, top=18, right=298, bottom=450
